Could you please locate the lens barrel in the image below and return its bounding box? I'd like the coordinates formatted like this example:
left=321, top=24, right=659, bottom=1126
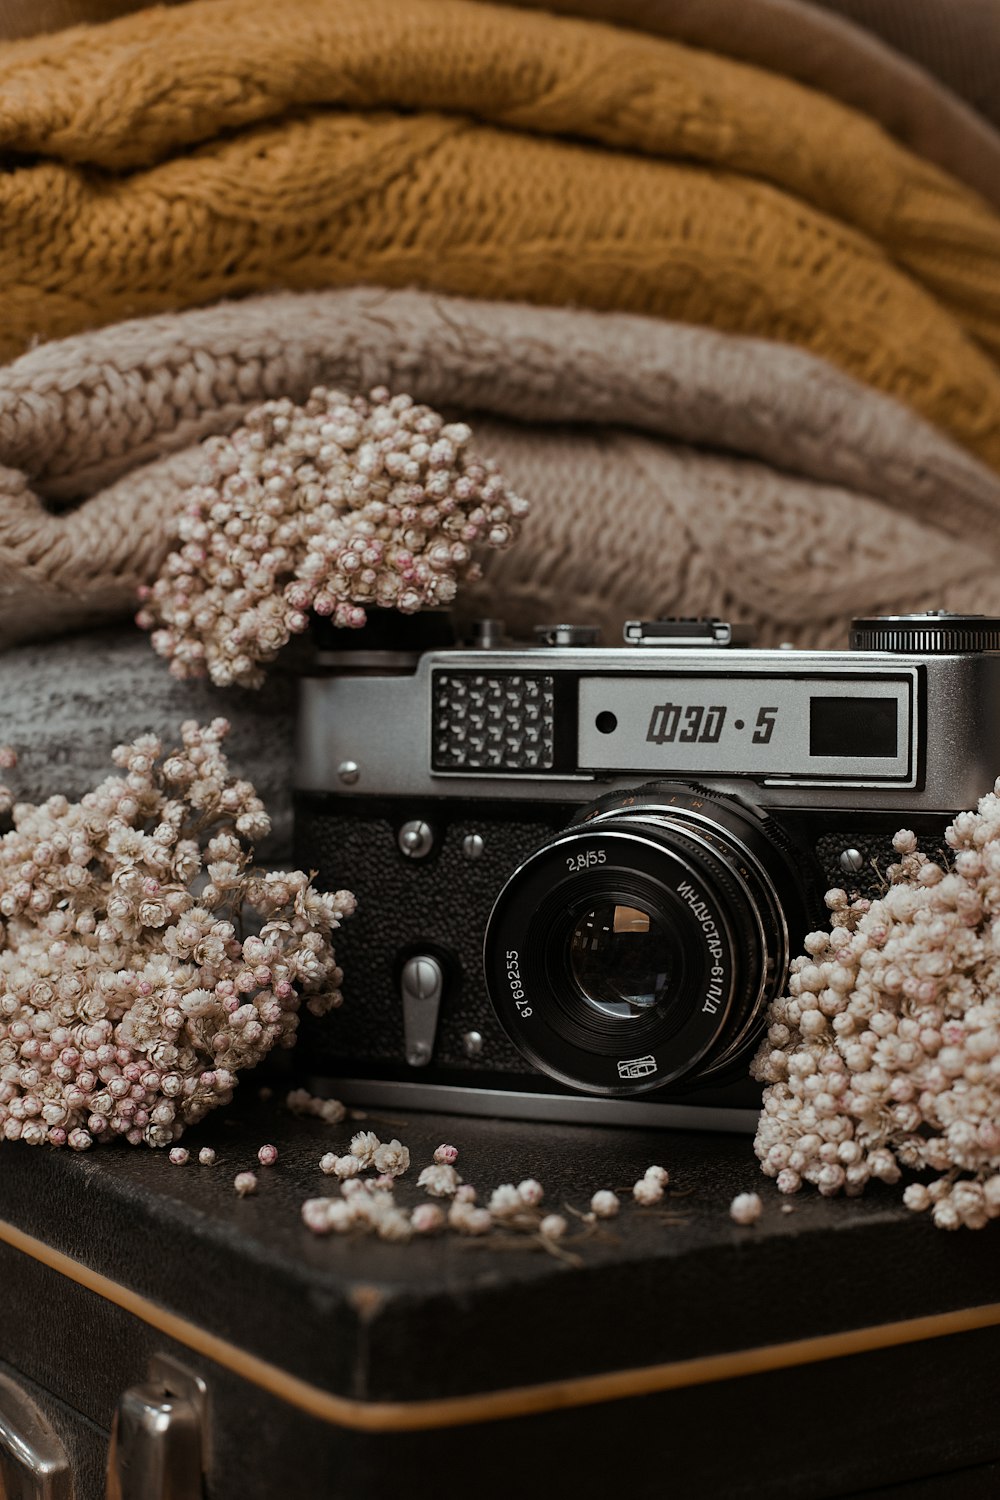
left=483, top=785, right=805, bottom=1096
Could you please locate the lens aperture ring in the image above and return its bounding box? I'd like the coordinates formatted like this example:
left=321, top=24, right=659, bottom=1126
left=484, top=826, right=749, bottom=1095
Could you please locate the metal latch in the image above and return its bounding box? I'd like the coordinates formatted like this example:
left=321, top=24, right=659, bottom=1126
left=0, top=1370, right=72, bottom=1500
left=105, top=1355, right=207, bottom=1500
left=401, top=953, right=444, bottom=1067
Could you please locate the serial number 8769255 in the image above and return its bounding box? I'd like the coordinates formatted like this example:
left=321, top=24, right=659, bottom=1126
left=505, top=951, right=532, bottom=1017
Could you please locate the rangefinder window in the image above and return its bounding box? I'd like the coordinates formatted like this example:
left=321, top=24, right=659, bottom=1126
left=809, top=696, right=898, bottom=759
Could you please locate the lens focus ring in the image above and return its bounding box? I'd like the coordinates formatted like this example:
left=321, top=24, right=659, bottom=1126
left=484, top=819, right=771, bottom=1096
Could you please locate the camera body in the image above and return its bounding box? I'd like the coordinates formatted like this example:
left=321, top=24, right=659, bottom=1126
left=293, top=613, right=1000, bottom=1131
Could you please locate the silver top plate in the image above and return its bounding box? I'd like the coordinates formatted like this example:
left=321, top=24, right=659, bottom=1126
left=577, top=672, right=914, bottom=783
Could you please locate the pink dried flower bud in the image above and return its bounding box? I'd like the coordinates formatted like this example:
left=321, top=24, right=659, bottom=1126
left=350, top=1130, right=381, bottom=1166
left=632, top=1178, right=663, bottom=1206
left=372, top=1139, right=410, bottom=1177
left=301, top=1197, right=335, bottom=1235
left=233, top=1172, right=258, bottom=1197
left=449, top=1202, right=492, bottom=1236
left=198, top=1148, right=217, bottom=1166
left=489, top=1184, right=522, bottom=1219
left=411, top=1203, right=445, bottom=1235
left=729, top=1192, right=763, bottom=1225
left=169, top=1147, right=189, bottom=1166
left=539, top=1214, right=567, bottom=1240
left=433, top=1143, right=458, bottom=1165
left=516, top=1178, right=544, bottom=1207
left=590, top=1190, right=619, bottom=1219
left=417, top=1163, right=461, bottom=1198
left=257, top=1144, right=278, bottom=1167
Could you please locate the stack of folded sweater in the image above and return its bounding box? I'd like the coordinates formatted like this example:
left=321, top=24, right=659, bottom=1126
left=2, top=0, right=1000, bottom=666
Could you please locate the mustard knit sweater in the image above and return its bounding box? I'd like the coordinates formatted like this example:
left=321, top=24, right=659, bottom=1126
left=2, top=0, right=1000, bottom=467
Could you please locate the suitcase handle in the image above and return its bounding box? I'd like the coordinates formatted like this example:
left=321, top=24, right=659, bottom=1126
left=0, top=1369, right=72, bottom=1500
left=105, top=1355, right=207, bottom=1500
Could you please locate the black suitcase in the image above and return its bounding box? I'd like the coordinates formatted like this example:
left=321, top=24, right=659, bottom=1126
left=1, top=1094, right=1000, bottom=1499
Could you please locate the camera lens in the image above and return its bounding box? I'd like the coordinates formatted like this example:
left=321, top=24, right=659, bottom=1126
left=483, top=783, right=807, bottom=1097
left=568, top=901, right=679, bottom=1021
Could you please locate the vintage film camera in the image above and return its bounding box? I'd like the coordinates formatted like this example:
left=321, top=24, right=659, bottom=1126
left=293, top=612, right=1000, bottom=1130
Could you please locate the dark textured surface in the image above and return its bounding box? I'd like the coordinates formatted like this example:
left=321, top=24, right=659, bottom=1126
left=846, top=1458, right=1000, bottom=1499
left=5, top=1263, right=999, bottom=1500
left=295, top=796, right=568, bottom=1074
left=811, top=815, right=954, bottom=901
left=0, top=1353, right=107, bottom=1500
left=1, top=1092, right=1000, bottom=1403
left=1, top=1095, right=1000, bottom=1499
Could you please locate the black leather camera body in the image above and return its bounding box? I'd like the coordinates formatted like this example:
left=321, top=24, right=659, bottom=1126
left=294, top=612, right=1000, bottom=1130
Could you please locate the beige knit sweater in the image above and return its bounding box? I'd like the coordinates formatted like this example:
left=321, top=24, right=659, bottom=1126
left=2, top=290, right=999, bottom=652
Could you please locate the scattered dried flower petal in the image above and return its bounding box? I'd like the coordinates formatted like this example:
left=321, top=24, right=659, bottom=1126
left=632, top=1177, right=663, bottom=1206
left=729, top=1192, right=763, bottom=1225
left=449, top=1199, right=492, bottom=1236
left=417, top=1163, right=461, bottom=1197
left=372, top=1139, right=410, bottom=1177
left=286, top=1088, right=346, bottom=1125
left=516, top=1178, right=544, bottom=1207
left=350, top=1130, right=381, bottom=1167
left=411, top=1203, right=445, bottom=1235
left=489, top=1184, right=523, bottom=1219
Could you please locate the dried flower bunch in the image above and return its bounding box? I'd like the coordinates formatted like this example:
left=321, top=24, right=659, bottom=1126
left=138, top=386, right=529, bottom=687
left=0, top=723, right=353, bottom=1150
left=754, top=783, right=1000, bottom=1228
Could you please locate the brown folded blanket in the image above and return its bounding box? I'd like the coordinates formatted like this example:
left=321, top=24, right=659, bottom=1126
left=813, top=0, right=1000, bottom=130
left=2, top=290, right=998, bottom=652
left=2, top=0, right=1000, bottom=472
left=499, top=0, right=1000, bottom=214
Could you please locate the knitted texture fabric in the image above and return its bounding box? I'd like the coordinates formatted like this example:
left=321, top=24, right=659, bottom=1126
left=0, top=1, right=180, bottom=39
left=2, top=0, right=1000, bottom=468
left=2, top=288, right=999, bottom=651
left=7, top=414, right=1000, bottom=659
left=5, top=289, right=999, bottom=531
left=813, top=0, right=1000, bottom=130
left=501, top=0, right=1000, bottom=214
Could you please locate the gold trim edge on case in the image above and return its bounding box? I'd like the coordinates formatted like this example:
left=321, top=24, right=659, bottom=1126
left=1, top=1215, right=999, bottom=1433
